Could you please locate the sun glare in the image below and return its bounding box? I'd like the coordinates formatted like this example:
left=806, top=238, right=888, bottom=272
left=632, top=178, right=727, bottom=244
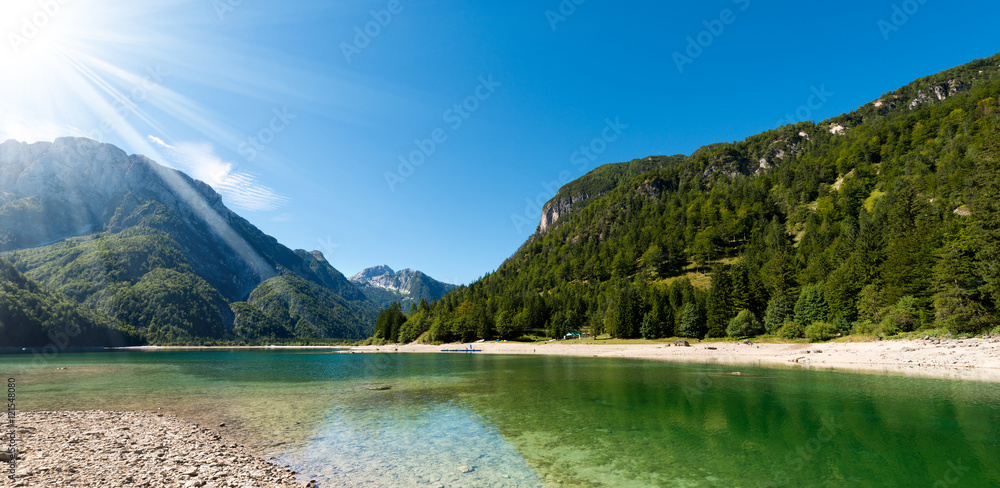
left=0, top=0, right=296, bottom=273
left=0, top=1, right=74, bottom=77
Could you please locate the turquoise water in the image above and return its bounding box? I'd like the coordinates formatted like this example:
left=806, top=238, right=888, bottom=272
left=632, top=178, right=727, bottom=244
left=3, top=350, right=1000, bottom=487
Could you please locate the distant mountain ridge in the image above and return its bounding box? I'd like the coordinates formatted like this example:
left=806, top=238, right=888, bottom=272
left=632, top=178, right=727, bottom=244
left=0, top=137, right=376, bottom=344
left=349, top=265, right=456, bottom=309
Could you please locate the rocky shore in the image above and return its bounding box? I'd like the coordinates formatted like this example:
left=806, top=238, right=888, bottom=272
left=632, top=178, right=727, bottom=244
left=7, top=410, right=312, bottom=487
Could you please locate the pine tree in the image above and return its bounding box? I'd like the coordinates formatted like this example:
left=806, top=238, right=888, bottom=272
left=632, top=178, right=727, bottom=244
left=607, top=284, right=642, bottom=338
left=933, top=236, right=991, bottom=332
left=640, top=290, right=674, bottom=339
left=856, top=284, right=885, bottom=324
left=794, top=284, right=829, bottom=326
left=971, top=120, right=1000, bottom=309
left=705, top=266, right=733, bottom=338
left=677, top=302, right=705, bottom=338
left=763, top=293, right=796, bottom=335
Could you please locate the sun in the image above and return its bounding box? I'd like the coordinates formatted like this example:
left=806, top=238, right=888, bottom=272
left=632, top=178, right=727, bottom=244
left=0, top=1, right=73, bottom=76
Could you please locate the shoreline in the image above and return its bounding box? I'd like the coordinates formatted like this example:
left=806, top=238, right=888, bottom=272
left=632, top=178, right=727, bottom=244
left=350, top=337, right=1000, bottom=382
left=11, top=410, right=312, bottom=487
left=110, top=345, right=350, bottom=350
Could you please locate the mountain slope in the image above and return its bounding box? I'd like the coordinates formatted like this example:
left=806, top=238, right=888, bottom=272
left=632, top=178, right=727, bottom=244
left=0, top=257, right=142, bottom=347
left=387, top=52, right=1000, bottom=343
left=538, top=155, right=686, bottom=233
left=0, top=138, right=376, bottom=343
left=349, top=265, right=456, bottom=310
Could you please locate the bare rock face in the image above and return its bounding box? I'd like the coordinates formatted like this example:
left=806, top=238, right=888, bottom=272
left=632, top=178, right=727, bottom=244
left=539, top=193, right=594, bottom=233
left=349, top=265, right=456, bottom=299
left=909, top=78, right=965, bottom=110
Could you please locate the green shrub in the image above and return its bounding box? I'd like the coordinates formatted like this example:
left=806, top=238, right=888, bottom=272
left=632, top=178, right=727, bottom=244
left=805, top=322, right=839, bottom=342
left=876, top=318, right=900, bottom=337
left=726, top=309, right=764, bottom=338
left=881, top=296, right=921, bottom=333
left=833, top=316, right=853, bottom=335
left=851, top=320, right=878, bottom=335
left=777, top=322, right=804, bottom=339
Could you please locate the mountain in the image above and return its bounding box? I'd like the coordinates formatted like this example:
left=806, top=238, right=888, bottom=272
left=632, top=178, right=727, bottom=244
left=0, top=138, right=376, bottom=344
left=378, top=52, right=1000, bottom=343
left=349, top=265, right=456, bottom=310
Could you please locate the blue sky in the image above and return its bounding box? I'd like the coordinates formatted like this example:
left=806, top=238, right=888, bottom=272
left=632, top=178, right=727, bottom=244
left=1, top=0, right=998, bottom=285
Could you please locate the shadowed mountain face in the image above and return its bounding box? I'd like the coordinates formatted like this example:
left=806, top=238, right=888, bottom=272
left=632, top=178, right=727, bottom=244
left=0, top=138, right=375, bottom=343
left=349, top=265, right=456, bottom=310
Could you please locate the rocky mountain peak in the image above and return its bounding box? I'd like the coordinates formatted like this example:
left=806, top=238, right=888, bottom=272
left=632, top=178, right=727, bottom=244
left=349, top=265, right=395, bottom=282
left=349, top=265, right=456, bottom=308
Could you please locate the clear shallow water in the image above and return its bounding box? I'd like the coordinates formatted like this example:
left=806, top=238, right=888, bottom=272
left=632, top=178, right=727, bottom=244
left=2, top=350, right=999, bottom=487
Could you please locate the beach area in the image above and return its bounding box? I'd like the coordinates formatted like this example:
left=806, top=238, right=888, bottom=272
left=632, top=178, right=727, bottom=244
left=352, top=335, right=1000, bottom=382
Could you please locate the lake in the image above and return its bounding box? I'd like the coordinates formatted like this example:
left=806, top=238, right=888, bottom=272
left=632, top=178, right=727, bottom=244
left=3, top=349, right=999, bottom=487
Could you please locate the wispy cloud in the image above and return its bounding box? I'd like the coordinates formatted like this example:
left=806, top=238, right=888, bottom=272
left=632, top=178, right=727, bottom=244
left=148, top=135, right=289, bottom=212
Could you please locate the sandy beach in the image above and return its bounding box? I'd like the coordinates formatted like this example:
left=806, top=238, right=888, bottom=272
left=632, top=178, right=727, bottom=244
left=351, top=336, right=1000, bottom=382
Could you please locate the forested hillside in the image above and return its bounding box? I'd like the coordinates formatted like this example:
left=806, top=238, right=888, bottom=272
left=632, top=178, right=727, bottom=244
left=373, top=53, right=1000, bottom=343
left=0, top=257, right=142, bottom=347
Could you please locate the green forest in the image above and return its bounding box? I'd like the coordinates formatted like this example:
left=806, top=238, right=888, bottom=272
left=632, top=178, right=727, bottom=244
left=372, top=54, right=1000, bottom=344
left=0, top=257, right=143, bottom=347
